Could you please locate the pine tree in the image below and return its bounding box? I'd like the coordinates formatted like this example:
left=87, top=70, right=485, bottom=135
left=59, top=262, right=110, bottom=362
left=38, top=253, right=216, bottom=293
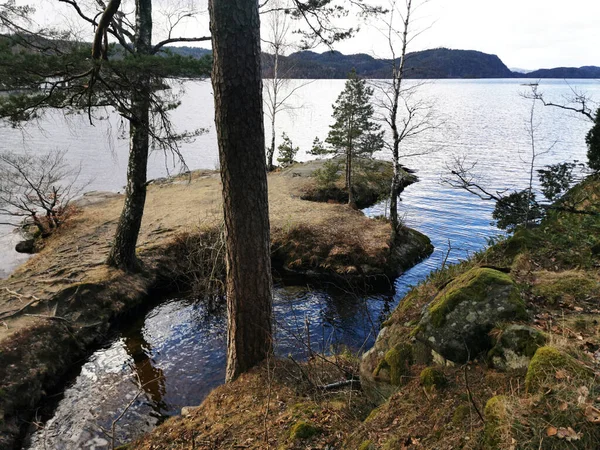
left=325, top=70, right=383, bottom=206
left=276, top=132, right=299, bottom=168
left=586, top=108, right=600, bottom=172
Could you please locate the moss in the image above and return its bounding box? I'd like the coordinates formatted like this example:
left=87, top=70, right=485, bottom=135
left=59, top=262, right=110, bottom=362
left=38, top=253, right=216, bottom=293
left=376, top=343, right=413, bottom=386
left=532, top=271, right=599, bottom=305
left=452, top=404, right=471, bottom=426
left=358, top=440, right=375, bottom=450
left=364, top=405, right=384, bottom=423
left=289, top=420, right=320, bottom=440
left=525, top=346, right=592, bottom=392
left=419, top=367, right=446, bottom=389
left=483, top=396, right=509, bottom=449
left=428, top=268, right=526, bottom=328
left=382, top=436, right=403, bottom=450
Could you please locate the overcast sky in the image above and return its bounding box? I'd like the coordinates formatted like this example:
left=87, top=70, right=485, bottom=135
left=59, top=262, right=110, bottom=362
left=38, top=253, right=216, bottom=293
left=339, top=0, right=600, bottom=70
left=28, top=0, right=600, bottom=70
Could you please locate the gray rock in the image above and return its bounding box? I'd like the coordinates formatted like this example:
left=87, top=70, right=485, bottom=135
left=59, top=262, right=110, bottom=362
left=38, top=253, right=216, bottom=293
left=488, top=324, right=547, bottom=371
left=415, top=268, right=528, bottom=363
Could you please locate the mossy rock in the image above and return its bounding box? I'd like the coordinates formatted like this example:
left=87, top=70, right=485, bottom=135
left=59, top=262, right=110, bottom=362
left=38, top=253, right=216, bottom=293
left=419, top=367, right=446, bottom=389
left=373, top=343, right=413, bottom=386
left=525, top=346, right=593, bottom=392
left=488, top=325, right=547, bottom=371
left=483, top=396, right=509, bottom=449
left=289, top=420, right=320, bottom=440
left=416, top=268, right=528, bottom=363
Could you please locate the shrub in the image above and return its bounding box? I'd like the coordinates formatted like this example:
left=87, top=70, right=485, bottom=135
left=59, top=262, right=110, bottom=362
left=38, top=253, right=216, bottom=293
left=586, top=108, right=600, bottom=172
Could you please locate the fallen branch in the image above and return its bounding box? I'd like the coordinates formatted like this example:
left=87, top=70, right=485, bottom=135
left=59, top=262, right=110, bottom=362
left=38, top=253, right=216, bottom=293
left=318, top=379, right=361, bottom=391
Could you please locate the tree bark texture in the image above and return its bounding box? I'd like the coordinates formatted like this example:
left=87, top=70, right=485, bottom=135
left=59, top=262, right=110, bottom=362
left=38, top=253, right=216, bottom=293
left=209, top=0, right=273, bottom=382
left=106, top=0, right=152, bottom=271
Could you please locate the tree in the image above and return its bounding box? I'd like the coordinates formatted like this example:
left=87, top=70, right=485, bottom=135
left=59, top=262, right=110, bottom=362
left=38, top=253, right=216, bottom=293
left=586, top=108, right=600, bottom=172
left=373, top=0, right=439, bottom=242
left=262, top=0, right=314, bottom=171
left=0, top=149, right=83, bottom=235
left=276, top=132, right=299, bottom=167
left=0, top=0, right=211, bottom=271
left=527, top=83, right=599, bottom=172
left=323, top=70, right=384, bottom=206
left=209, top=0, right=273, bottom=382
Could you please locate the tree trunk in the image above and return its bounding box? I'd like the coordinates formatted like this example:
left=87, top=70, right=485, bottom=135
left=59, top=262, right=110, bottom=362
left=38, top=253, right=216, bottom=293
left=389, top=1, right=411, bottom=243
left=106, top=0, right=152, bottom=271
left=268, top=114, right=276, bottom=171
left=347, top=148, right=354, bottom=206
left=267, top=50, right=279, bottom=171
left=209, top=0, right=273, bottom=382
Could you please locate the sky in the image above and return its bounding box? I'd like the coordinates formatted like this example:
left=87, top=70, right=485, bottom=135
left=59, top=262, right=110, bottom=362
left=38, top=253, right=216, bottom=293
left=24, top=0, right=600, bottom=70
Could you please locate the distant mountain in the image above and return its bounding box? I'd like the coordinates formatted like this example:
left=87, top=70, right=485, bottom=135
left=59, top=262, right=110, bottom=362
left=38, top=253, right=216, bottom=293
left=264, top=48, right=514, bottom=79
left=165, top=46, right=599, bottom=80
left=521, top=66, right=600, bottom=79
left=164, top=46, right=211, bottom=59
left=510, top=67, right=534, bottom=74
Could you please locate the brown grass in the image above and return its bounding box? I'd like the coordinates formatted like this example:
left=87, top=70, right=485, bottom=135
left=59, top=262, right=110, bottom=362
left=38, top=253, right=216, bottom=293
left=0, top=169, right=393, bottom=343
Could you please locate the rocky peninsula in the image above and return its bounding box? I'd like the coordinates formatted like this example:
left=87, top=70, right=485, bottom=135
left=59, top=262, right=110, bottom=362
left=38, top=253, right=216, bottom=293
left=0, top=160, right=432, bottom=448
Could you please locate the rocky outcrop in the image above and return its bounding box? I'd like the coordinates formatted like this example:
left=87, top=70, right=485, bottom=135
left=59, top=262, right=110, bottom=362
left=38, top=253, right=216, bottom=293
left=360, top=268, right=529, bottom=403
left=415, top=268, right=528, bottom=363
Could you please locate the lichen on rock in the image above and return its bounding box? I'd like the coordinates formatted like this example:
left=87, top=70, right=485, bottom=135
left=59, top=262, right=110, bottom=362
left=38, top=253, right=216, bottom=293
left=487, top=324, right=547, bottom=371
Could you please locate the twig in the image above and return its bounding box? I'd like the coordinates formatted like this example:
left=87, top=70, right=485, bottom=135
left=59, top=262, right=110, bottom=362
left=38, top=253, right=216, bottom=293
left=288, top=355, right=315, bottom=388
left=463, top=363, right=485, bottom=423
left=318, top=379, right=361, bottom=391
left=441, top=239, right=452, bottom=270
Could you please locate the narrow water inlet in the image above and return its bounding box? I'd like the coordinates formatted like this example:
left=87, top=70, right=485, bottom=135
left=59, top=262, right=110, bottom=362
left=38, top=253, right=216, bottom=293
left=23, top=283, right=397, bottom=450
left=23, top=185, right=502, bottom=449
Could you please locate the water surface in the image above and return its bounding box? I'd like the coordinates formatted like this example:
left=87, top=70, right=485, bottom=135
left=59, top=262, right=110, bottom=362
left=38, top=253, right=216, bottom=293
left=15, top=79, right=599, bottom=449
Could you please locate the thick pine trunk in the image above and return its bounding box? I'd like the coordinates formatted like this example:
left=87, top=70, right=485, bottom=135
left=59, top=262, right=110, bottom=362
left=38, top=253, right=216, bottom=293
left=209, top=0, right=273, bottom=382
left=106, top=0, right=152, bottom=271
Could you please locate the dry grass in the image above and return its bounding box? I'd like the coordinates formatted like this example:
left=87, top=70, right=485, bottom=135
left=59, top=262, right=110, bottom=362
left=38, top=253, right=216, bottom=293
left=128, top=357, right=373, bottom=450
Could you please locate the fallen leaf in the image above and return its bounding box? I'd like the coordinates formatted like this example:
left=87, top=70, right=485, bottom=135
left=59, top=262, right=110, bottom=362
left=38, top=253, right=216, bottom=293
left=556, top=427, right=581, bottom=441
left=555, top=369, right=569, bottom=380
left=558, top=401, right=569, bottom=411
left=546, top=426, right=557, bottom=437
left=584, top=405, right=600, bottom=424
left=578, top=386, right=590, bottom=404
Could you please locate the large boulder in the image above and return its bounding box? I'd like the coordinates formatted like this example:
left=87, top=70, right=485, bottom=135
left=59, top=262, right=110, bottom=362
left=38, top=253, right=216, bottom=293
left=415, top=268, right=528, bottom=363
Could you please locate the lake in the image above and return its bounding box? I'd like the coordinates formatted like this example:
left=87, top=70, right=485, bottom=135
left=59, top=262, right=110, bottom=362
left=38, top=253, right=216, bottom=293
left=3, top=79, right=597, bottom=449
